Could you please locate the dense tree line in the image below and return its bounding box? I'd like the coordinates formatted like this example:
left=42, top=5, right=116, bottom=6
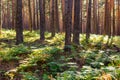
left=0, top=0, right=120, bottom=52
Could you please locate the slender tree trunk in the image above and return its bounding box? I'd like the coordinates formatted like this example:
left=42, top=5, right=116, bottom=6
left=104, top=0, right=112, bottom=45
left=16, top=0, right=23, bottom=44
left=110, top=0, right=115, bottom=45
left=80, top=0, right=82, bottom=33
left=73, top=0, right=80, bottom=45
left=97, top=0, right=100, bottom=34
left=61, top=0, right=65, bottom=32
left=117, top=0, right=120, bottom=35
left=50, top=0, right=55, bottom=37
left=64, top=0, right=73, bottom=52
left=0, top=0, right=1, bottom=35
left=7, top=0, right=10, bottom=29
left=54, top=0, right=60, bottom=32
left=36, top=0, right=39, bottom=29
left=33, top=0, right=36, bottom=30
left=112, top=0, right=115, bottom=36
left=12, top=0, right=15, bottom=29
left=104, top=0, right=111, bottom=35
left=28, top=0, right=33, bottom=31
left=39, top=0, right=45, bottom=40
left=93, top=0, right=98, bottom=34
left=86, top=0, right=92, bottom=43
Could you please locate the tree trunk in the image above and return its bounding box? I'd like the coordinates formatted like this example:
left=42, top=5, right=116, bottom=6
left=50, top=0, right=55, bottom=37
left=93, top=0, right=98, bottom=34
left=117, top=0, right=120, bottom=35
left=16, top=0, right=23, bottom=44
left=86, top=0, right=92, bottom=43
left=36, top=0, right=39, bottom=29
left=80, top=0, right=82, bottom=33
left=54, top=0, right=60, bottom=32
left=0, top=0, right=1, bottom=35
left=12, top=0, right=15, bottom=29
left=64, top=0, right=73, bottom=52
left=104, top=0, right=111, bottom=35
left=39, top=0, right=45, bottom=40
left=28, top=0, right=33, bottom=31
left=73, top=0, right=80, bottom=45
left=7, top=0, right=10, bottom=29
left=61, top=0, right=65, bottom=32
left=112, top=0, right=115, bottom=36
left=32, top=0, right=36, bottom=30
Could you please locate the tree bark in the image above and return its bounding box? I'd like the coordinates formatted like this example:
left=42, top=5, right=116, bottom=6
left=50, top=0, right=55, bottom=37
left=86, top=0, right=92, bottom=43
left=117, top=0, right=120, bottom=35
left=93, top=0, right=98, bottom=34
left=28, top=0, right=33, bottom=31
left=12, top=0, right=15, bottom=29
left=64, top=0, right=73, bottom=52
left=54, top=0, right=60, bottom=32
left=61, top=0, right=65, bottom=32
left=0, top=0, right=1, bottom=35
left=33, top=0, right=36, bottom=30
left=73, top=0, right=80, bottom=45
left=16, top=0, right=23, bottom=44
left=39, top=0, right=45, bottom=40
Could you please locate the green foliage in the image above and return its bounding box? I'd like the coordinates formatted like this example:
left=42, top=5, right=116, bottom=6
left=18, top=47, right=63, bottom=72
left=9, top=44, right=31, bottom=56
left=28, top=51, right=50, bottom=64
left=47, top=33, right=65, bottom=46
left=55, top=66, right=120, bottom=80
left=0, top=44, right=31, bottom=61
left=24, top=31, right=39, bottom=37
left=21, top=72, right=39, bottom=80
left=54, top=49, right=120, bottom=80
left=28, top=47, right=62, bottom=64
left=1, top=29, right=15, bottom=39
left=56, top=71, right=76, bottom=80
left=1, top=30, right=120, bottom=79
left=46, top=62, right=63, bottom=76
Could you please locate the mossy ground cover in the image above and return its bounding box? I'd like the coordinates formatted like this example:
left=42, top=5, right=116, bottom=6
left=0, top=30, right=120, bottom=80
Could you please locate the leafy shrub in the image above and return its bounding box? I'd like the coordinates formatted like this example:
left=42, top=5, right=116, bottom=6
left=0, top=44, right=31, bottom=61
left=9, top=44, right=31, bottom=56
left=24, top=31, right=39, bottom=37
left=47, top=33, right=65, bottom=45
left=21, top=72, right=39, bottom=80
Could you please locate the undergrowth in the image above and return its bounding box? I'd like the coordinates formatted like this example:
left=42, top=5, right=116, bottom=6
left=0, top=30, right=120, bottom=80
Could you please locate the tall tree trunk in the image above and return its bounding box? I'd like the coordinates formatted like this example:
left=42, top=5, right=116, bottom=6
left=7, top=0, right=10, bottom=29
left=39, top=0, right=45, bottom=40
left=97, top=0, right=100, bottom=34
left=33, top=0, right=36, bottom=30
left=36, top=0, right=39, bottom=29
left=80, top=0, right=82, bottom=33
left=54, top=0, right=60, bottom=32
left=86, top=0, right=92, bottom=43
left=93, top=0, right=98, bottom=34
left=110, top=0, right=115, bottom=45
left=0, top=0, right=1, bottom=35
left=64, top=0, right=73, bottom=52
left=12, top=0, right=15, bottom=29
left=104, top=0, right=112, bottom=45
left=117, top=0, right=120, bottom=35
left=104, top=0, right=111, bottom=35
left=73, top=0, right=80, bottom=45
left=112, top=0, right=115, bottom=36
left=28, top=0, right=33, bottom=31
left=61, top=0, right=65, bottom=31
left=16, top=0, right=23, bottom=44
left=50, top=0, right=55, bottom=37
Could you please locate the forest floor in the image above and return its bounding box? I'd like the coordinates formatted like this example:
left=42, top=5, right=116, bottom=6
left=0, top=30, right=120, bottom=80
